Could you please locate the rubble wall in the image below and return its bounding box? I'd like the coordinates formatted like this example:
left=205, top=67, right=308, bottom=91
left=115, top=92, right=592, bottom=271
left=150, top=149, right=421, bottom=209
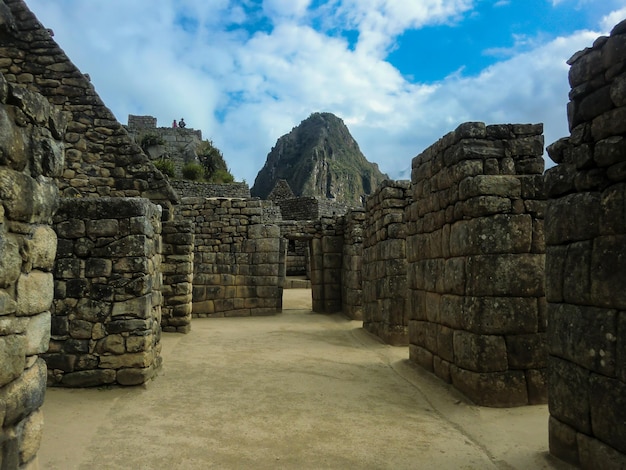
left=362, top=181, right=410, bottom=344
left=47, top=198, right=163, bottom=387
left=180, top=198, right=284, bottom=317
left=0, top=73, right=65, bottom=469
left=545, top=21, right=626, bottom=468
left=407, top=121, right=547, bottom=407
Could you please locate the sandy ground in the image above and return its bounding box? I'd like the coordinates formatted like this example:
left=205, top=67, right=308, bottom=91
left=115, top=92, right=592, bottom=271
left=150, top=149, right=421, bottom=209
left=39, top=289, right=573, bottom=470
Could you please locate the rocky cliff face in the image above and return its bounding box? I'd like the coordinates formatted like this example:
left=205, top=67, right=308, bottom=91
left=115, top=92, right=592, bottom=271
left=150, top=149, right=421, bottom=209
left=251, top=112, right=388, bottom=205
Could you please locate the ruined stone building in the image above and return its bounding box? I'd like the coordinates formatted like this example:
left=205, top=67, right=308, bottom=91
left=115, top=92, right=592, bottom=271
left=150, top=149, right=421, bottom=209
left=0, top=0, right=625, bottom=468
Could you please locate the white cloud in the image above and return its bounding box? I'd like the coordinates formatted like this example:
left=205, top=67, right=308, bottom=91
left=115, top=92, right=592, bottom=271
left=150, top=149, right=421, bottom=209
left=25, top=0, right=609, bottom=185
left=601, top=7, right=626, bottom=32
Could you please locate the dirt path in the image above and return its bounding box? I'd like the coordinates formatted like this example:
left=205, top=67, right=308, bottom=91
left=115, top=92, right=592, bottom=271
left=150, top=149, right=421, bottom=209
left=39, top=290, right=571, bottom=469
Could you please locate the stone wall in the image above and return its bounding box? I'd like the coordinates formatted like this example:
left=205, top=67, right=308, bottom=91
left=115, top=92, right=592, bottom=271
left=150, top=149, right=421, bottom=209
left=47, top=197, right=163, bottom=387
left=179, top=198, right=284, bottom=317
left=310, top=217, right=344, bottom=313
left=545, top=20, right=626, bottom=468
left=170, top=180, right=251, bottom=199
left=277, top=197, right=354, bottom=221
left=0, top=74, right=65, bottom=469
left=161, top=219, right=194, bottom=333
left=342, top=210, right=365, bottom=320
left=407, top=121, right=547, bottom=407
left=128, top=114, right=157, bottom=129
left=0, top=0, right=178, bottom=212
left=363, top=181, right=410, bottom=345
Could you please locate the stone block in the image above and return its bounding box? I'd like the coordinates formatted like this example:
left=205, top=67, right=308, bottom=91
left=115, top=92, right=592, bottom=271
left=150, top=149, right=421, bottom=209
left=24, top=312, right=51, bottom=355
left=450, top=365, right=529, bottom=407
left=457, top=196, right=512, bottom=218
left=545, top=192, right=600, bottom=244
left=577, top=433, right=626, bottom=470
left=548, top=356, right=591, bottom=434
left=85, top=258, right=112, bottom=278
left=465, top=254, right=545, bottom=297
left=60, top=369, right=116, bottom=387
left=589, top=374, right=626, bottom=454
left=545, top=245, right=566, bottom=302
left=18, top=408, right=44, bottom=466
left=464, top=296, right=538, bottom=335
left=443, top=257, right=465, bottom=295
left=2, top=359, right=46, bottom=426
left=449, top=214, right=532, bottom=256
left=16, top=271, right=54, bottom=316
left=562, top=240, right=592, bottom=305
left=439, top=295, right=464, bottom=329
left=99, top=351, right=154, bottom=369
left=433, top=356, right=452, bottom=383
left=525, top=368, right=548, bottom=404
left=86, top=218, right=119, bottom=237
left=548, top=303, right=617, bottom=376
left=27, top=225, right=57, bottom=271
left=0, top=334, right=26, bottom=387
left=410, top=320, right=438, bottom=352
left=111, top=294, right=152, bottom=319
left=116, top=367, right=155, bottom=385
left=459, top=175, right=521, bottom=199
left=436, top=325, right=454, bottom=362
left=591, top=235, right=626, bottom=309
left=453, top=331, right=508, bottom=372
left=409, top=344, right=433, bottom=372
left=0, top=169, right=59, bottom=224
left=506, top=333, right=546, bottom=369
left=549, top=416, right=580, bottom=467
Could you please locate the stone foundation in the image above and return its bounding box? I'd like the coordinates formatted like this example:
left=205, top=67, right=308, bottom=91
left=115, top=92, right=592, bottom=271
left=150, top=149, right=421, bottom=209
left=545, top=20, right=626, bottom=467
left=47, top=198, right=163, bottom=387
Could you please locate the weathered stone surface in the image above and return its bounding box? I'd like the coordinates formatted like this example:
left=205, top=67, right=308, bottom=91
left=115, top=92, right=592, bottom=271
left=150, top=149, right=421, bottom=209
left=60, top=369, right=116, bottom=387
left=548, top=357, right=591, bottom=434
left=0, top=233, right=21, bottom=288
left=0, top=334, right=26, bottom=387
left=450, top=366, right=529, bottom=407
left=18, top=408, right=44, bottom=466
left=24, top=311, right=51, bottom=356
left=578, top=433, right=626, bottom=470
left=465, top=254, right=544, bottom=297
left=2, top=359, right=46, bottom=426
left=549, top=417, right=580, bottom=467
left=16, top=271, right=54, bottom=316
left=589, top=374, right=626, bottom=454
left=453, top=331, right=508, bottom=372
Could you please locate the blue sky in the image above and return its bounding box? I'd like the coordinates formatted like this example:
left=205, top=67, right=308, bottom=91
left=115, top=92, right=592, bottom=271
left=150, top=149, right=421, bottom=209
left=27, top=0, right=626, bottom=183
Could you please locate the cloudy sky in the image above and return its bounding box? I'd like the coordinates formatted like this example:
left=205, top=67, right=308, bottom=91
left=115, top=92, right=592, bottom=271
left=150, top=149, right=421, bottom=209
left=27, top=0, right=626, bottom=183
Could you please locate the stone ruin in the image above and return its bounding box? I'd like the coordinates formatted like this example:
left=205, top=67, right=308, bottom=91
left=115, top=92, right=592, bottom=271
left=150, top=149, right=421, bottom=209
left=0, top=0, right=625, bottom=467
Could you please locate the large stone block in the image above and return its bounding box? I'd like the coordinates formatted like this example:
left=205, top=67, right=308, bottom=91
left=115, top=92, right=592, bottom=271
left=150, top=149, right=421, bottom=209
left=0, top=334, right=26, bottom=387
left=16, top=271, right=54, bottom=316
left=465, top=254, right=545, bottom=297
left=464, top=296, right=539, bottom=334
left=450, top=366, right=529, bottom=407
left=24, top=311, right=50, bottom=356
left=0, top=233, right=21, bottom=288
left=2, top=359, right=46, bottom=426
left=589, top=374, right=626, bottom=454
left=545, top=192, right=601, bottom=244
left=453, top=331, right=508, bottom=372
left=577, top=432, right=626, bottom=470
left=591, top=235, right=626, bottom=309
left=449, top=214, right=533, bottom=256
left=548, top=356, right=591, bottom=434
left=26, top=225, right=57, bottom=271
left=506, top=333, right=546, bottom=369
left=549, top=416, right=580, bottom=467
left=549, top=303, right=617, bottom=376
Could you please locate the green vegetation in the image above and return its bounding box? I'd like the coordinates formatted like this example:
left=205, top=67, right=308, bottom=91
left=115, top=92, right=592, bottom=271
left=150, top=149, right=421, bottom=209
left=140, top=133, right=165, bottom=151
left=196, top=139, right=235, bottom=183
left=153, top=158, right=175, bottom=178
left=182, top=162, right=205, bottom=181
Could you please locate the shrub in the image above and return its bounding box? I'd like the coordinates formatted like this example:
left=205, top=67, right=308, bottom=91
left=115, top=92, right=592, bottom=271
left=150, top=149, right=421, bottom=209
left=153, top=158, right=175, bottom=178
left=140, top=133, right=165, bottom=150
left=182, top=161, right=205, bottom=181
left=208, top=169, right=235, bottom=184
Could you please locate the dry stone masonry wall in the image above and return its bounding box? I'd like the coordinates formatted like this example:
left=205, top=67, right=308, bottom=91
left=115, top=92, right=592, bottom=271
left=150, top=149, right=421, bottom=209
left=310, top=217, right=344, bottom=313
left=161, top=219, right=194, bottom=333
left=341, top=210, right=365, bottom=320
left=170, top=180, right=251, bottom=199
left=363, top=181, right=410, bottom=345
left=179, top=198, right=285, bottom=317
left=545, top=20, right=626, bottom=468
left=407, top=121, right=547, bottom=407
left=0, top=73, right=65, bottom=469
left=0, top=0, right=178, bottom=212
left=47, top=198, right=163, bottom=387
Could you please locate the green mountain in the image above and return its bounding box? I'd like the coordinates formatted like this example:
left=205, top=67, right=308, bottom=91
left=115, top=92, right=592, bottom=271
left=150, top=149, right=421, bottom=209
left=251, top=112, right=388, bottom=205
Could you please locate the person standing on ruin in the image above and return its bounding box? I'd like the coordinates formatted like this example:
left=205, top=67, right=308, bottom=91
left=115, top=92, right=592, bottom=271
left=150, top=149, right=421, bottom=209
left=179, top=118, right=186, bottom=128
left=172, top=119, right=177, bottom=128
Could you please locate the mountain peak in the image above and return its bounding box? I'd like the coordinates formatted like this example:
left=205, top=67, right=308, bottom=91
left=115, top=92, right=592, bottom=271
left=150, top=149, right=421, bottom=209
left=251, top=112, right=388, bottom=205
